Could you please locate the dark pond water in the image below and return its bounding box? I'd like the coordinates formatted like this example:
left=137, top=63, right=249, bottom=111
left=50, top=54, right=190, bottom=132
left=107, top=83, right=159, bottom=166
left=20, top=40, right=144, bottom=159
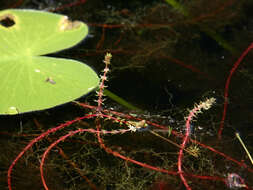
left=0, top=0, right=253, bottom=190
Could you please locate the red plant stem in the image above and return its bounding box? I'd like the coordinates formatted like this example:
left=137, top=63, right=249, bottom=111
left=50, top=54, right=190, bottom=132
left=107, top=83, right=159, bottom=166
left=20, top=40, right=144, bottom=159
left=57, top=148, right=98, bottom=190
left=9, top=100, right=252, bottom=189
left=40, top=129, right=84, bottom=190
left=94, top=117, right=228, bottom=186
left=186, top=0, right=236, bottom=24
left=178, top=108, right=196, bottom=190
left=160, top=54, right=214, bottom=80
left=178, top=98, right=216, bottom=190
left=94, top=117, right=179, bottom=172
left=95, top=53, right=111, bottom=115
left=7, top=114, right=97, bottom=190
left=218, top=42, right=253, bottom=139
left=43, top=126, right=228, bottom=189
left=40, top=125, right=238, bottom=189
left=77, top=102, right=253, bottom=173
left=40, top=128, right=130, bottom=190
left=7, top=106, right=250, bottom=189
left=96, top=26, right=106, bottom=50
left=53, top=0, right=87, bottom=12
left=8, top=0, right=24, bottom=8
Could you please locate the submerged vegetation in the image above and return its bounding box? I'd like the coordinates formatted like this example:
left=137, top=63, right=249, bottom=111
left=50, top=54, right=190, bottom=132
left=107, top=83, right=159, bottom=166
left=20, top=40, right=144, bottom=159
left=0, top=0, right=253, bottom=190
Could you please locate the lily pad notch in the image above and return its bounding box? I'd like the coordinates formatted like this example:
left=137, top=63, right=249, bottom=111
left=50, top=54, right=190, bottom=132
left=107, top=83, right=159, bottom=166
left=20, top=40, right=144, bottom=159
left=0, top=9, right=99, bottom=115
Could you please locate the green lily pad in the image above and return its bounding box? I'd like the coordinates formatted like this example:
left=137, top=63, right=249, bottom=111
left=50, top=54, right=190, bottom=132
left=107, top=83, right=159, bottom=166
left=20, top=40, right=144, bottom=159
left=0, top=9, right=99, bottom=115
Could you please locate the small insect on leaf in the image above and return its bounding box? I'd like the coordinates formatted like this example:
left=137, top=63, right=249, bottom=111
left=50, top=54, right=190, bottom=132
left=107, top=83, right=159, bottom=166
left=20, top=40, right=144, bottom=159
left=45, top=77, right=56, bottom=84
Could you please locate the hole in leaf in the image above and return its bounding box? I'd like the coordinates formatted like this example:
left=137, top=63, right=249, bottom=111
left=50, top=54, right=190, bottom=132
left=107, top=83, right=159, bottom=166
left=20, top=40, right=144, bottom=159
left=0, top=14, right=15, bottom=27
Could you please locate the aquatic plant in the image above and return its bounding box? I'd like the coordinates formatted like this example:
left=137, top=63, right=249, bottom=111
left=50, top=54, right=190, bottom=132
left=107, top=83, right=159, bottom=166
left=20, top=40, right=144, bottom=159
left=7, top=51, right=252, bottom=190
left=0, top=9, right=99, bottom=115
left=1, top=1, right=253, bottom=190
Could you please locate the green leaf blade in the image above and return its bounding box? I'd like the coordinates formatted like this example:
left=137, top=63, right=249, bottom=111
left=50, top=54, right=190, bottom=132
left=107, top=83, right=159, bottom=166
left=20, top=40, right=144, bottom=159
left=0, top=9, right=89, bottom=56
left=0, top=56, right=99, bottom=114
left=0, top=9, right=98, bottom=115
